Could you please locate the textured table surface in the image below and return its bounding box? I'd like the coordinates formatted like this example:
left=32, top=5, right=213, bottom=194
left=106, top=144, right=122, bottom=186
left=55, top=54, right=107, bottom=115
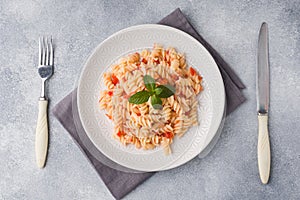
left=1, top=0, right=299, bottom=199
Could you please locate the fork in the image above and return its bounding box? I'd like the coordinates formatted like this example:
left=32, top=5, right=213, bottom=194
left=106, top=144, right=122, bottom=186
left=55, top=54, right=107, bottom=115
left=35, top=36, right=53, bottom=168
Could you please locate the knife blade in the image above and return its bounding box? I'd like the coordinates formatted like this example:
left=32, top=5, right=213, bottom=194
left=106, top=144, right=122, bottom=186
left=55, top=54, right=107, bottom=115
left=257, top=22, right=271, bottom=184
left=257, top=22, right=270, bottom=114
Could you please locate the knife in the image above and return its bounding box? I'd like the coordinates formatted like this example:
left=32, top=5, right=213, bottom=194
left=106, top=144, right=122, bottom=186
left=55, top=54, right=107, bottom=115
left=257, top=22, right=271, bottom=184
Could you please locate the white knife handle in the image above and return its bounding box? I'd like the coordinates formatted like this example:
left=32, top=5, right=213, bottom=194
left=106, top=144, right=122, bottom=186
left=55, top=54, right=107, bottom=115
left=35, top=100, right=48, bottom=168
left=257, top=114, right=271, bottom=184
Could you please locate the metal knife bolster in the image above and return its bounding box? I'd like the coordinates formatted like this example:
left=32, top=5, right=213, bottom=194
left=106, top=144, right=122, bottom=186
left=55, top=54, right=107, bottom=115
left=258, top=112, right=268, bottom=116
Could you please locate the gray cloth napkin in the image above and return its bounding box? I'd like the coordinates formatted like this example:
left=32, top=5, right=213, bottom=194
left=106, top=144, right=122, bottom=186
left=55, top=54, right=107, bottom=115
left=52, top=8, right=246, bottom=200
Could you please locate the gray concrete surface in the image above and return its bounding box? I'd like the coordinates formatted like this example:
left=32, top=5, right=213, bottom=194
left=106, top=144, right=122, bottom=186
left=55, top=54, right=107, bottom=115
left=0, top=0, right=299, bottom=199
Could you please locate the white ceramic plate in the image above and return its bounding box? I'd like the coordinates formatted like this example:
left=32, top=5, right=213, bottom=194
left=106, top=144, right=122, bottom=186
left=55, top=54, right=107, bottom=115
left=77, top=24, right=225, bottom=172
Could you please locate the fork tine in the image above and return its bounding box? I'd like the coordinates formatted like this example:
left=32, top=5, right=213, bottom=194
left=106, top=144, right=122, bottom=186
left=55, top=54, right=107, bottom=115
left=45, top=37, right=49, bottom=65
left=41, top=37, right=46, bottom=65
left=49, top=36, right=53, bottom=65
left=39, top=37, right=42, bottom=65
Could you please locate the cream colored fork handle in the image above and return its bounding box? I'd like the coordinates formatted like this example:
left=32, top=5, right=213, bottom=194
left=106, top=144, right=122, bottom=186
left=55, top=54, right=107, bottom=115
left=35, top=100, right=48, bottom=168
left=257, top=115, right=271, bottom=184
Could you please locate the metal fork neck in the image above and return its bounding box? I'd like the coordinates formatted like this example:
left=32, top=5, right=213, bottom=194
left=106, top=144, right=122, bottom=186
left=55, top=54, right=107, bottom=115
left=40, top=79, right=46, bottom=100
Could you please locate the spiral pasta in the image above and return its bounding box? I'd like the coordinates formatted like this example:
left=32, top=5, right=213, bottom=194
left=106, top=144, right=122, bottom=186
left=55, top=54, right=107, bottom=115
left=99, top=44, right=204, bottom=154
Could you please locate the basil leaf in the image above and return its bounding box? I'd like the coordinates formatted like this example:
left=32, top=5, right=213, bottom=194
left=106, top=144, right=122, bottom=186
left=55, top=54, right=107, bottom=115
left=151, top=95, right=162, bottom=109
left=128, top=90, right=151, bottom=104
left=154, top=88, right=163, bottom=95
left=156, top=84, right=175, bottom=98
left=143, top=75, right=156, bottom=91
